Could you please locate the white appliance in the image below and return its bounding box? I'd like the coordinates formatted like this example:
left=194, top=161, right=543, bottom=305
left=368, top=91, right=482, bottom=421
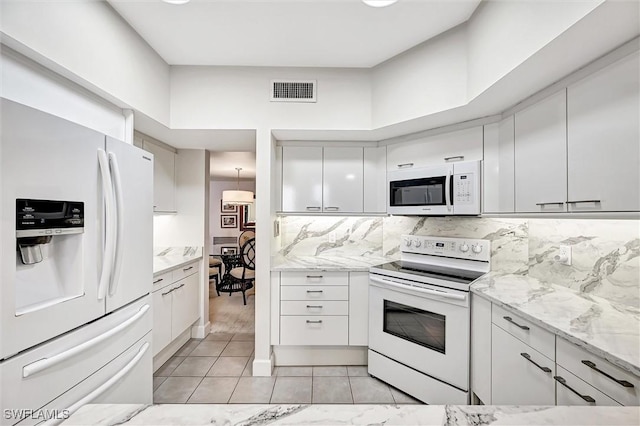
left=0, top=99, right=153, bottom=425
left=368, top=235, right=490, bottom=404
left=387, top=160, right=481, bottom=215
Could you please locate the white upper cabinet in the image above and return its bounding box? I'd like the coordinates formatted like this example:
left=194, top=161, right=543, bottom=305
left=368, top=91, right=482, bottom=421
left=514, top=90, right=568, bottom=213
left=386, top=126, right=483, bottom=171
left=567, top=51, right=640, bottom=212
left=483, top=116, right=515, bottom=213
left=323, top=147, right=364, bottom=213
left=142, top=140, right=176, bottom=213
left=363, top=146, right=387, bottom=214
left=282, top=146, right=323, bottom=212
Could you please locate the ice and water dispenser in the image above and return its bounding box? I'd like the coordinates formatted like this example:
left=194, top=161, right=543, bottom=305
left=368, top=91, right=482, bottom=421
left=15, top=199, right=85, bottom=314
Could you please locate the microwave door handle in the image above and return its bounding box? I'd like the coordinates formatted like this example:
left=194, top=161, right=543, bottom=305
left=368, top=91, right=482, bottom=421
left=445, top=169, right=452, bottom=212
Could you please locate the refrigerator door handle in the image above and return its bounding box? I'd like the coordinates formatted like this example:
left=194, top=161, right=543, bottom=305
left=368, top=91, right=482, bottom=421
left=40, top=342, right=150, bottom=426
left=97, top=149, right=115, bottom=300
left=108, top=152, right=125, bottom=297
left=22, top=304, right=150, bottom=378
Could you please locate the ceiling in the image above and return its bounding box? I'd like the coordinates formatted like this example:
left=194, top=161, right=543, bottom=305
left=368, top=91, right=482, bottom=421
left=209, top=151, right=256, bottom=179
left=108, top=0, right=481, bottom=68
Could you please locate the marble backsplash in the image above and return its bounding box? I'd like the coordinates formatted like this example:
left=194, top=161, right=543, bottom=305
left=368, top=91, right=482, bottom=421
left=278, top=216, right=640, bottom=308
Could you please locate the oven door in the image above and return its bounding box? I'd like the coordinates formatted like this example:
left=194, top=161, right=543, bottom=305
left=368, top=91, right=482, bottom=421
left=387, top=164, right=452, bottom=215
left=368, top=274, right=470, bottom=391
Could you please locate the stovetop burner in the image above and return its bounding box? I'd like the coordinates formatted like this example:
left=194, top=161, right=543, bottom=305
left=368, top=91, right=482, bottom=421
left=371, top=260, right=486, bottom=285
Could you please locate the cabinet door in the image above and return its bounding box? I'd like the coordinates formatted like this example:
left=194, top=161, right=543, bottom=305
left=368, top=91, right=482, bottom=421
left=152, top=288, right=172, bottom=356
left=281, top=146, right=323, bottom=212
left=171, top=272, right=200, bottom=339
left=491, top=325, right=555, bottom=405
left=515, top=90, right=567, bottom=213
left=323, top=147, right=364, bottom=213
left=348, top=272, right=369, bottom=346
left=142, top=141, right=176, bottom=213
left=364, top=146, right=387, bottom=213
left=556, top=366, right=621, bottom=406
left=471, top=295, right=492, bottom=404
left=483, top=117, right=515, bottom=213
left=387, top=126, right=483, bottom=171
left=567, top=52, right=640, bottom=212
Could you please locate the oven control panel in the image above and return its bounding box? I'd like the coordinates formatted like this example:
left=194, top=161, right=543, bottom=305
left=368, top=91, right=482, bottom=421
left=400, top=235, right=490, bottom=261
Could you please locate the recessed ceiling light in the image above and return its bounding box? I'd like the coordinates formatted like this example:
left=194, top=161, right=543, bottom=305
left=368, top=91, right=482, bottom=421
left=362, top=0, right=399, bottom=8
left=162, top=0, right=190, bottom=5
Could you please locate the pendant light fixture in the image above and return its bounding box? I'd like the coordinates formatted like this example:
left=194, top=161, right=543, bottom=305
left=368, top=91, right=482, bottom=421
left=222, top=168, right=254, bottom=205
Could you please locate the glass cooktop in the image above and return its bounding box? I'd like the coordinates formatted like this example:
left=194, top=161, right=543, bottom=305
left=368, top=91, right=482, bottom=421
left=370, top=260, right=486, bottom=285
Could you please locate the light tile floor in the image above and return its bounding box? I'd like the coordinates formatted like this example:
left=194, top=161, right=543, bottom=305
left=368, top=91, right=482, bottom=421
left=153, top=332, right=422, bottom=405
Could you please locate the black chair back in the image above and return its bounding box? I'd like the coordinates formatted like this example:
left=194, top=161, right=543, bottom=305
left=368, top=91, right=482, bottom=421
left=241, top=237, right=256, bottom=270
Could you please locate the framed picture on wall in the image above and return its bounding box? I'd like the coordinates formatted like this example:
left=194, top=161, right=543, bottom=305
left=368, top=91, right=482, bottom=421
left=221, top=215, right=237, bottom=228
left=221, top=200, right=238, bottom=213
left=221, top=246, right=237, bottom=255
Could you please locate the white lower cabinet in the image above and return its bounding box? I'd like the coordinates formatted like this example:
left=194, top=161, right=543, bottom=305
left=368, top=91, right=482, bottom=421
left=151, top=260, right=201, bottom=356
left=277, top=271, right=369, bottom=346
left=491, top=324, right=556, bottom=405
left=555, top=365, right=620, bottom=406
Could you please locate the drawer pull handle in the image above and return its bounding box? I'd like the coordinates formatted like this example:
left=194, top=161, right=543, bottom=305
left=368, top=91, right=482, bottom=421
left=306, top=305, right=323, bottom=308
left=183, top=266, right=194, bottom=271
left=535, top=202, right=565, bottom=206
left=162, top=283, right=184, bottom=296
left=306, top=320, right=323, bottom=324
left=503, top=316, right=530, bottom=330
left=306, top=206, right=321, bottom=211
left=567, top=200, right=601, bottom=204
left=554, top=376, right=596, bottom=403
left=520, top=353, right=552, bottom=373
left=397, top=163, right=414, bottom=168
left=306, top=290, right=324, bottom=293
left=581, top=360, right=634, bottom=388
left=324, top=207, right=339, bottom=211
left=444, top=155, right=464, bottom=162
left=153, top=278, right=164, bottom=284
left=306, top=275, right=323, bottom=279
left=161, top=289, right=173, bottom=296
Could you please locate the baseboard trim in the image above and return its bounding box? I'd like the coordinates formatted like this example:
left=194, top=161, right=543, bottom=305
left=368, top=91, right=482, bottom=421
left=153, top=329, right=191, bottom=372
left=273, top=346, right=368, bottom=366
left=191, top=321, right=211, bottom=339
left=253, top=353, right=275, bottom=376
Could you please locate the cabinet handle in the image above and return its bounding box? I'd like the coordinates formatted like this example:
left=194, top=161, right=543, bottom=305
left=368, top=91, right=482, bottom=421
left=183, top=266, right=194, bottom=272
left=567, top=200, right=601, bottom=204
left=306, top=305, right=323, bottom=308
left=535, top=202, right=565, bottom=206
left=581, top=360, right=634, bottom=388
left=306, top=275, right=323, bottom=279
left=306, top=290, right=324, bottom=293
left=554, top=376, right=596, bottom=403
left=444, top=155, right=464, bottom=162
left=174, top=283, right=185, bottom=291
left=503, top=316, right=530, bottom=330
left=397, top=163, right=414, bottom=168
left=324, top=207, right=339, bottom=211
left=162, top=283, right=185, bottom=296
left=161, top=288, right=174, bottom=296
left=153, top=278, right=164, bottom=284
left=306, top=320, right=323, bottom=324
left=306, top=206, right=321, bottom=211
left=520, top=353, right=552, bottom=373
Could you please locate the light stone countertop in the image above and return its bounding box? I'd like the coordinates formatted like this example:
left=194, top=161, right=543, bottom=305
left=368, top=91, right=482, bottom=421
left=153, top=247, right=203, bottom=275
left=63, top=403, right=639, bottom=425
left=271, top=255, right=391, bottom=271
left=471, top=272, right=640, bottom=377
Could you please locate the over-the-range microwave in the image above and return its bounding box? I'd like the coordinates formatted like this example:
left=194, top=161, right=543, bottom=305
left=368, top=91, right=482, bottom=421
left=387, top=160, right=481, bottom=216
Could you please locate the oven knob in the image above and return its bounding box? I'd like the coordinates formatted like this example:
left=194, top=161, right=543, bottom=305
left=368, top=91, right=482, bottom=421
left=404, top=239, right=412, bottom=247
left=472, top=244, right=483, bottom=254
left=460, top=243, right=469, bottom=253
left=414, top=240, right=422, bottom=248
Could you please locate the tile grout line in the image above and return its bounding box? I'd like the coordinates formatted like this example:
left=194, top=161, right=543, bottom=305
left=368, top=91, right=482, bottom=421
left=184, top=376, right=206, bottom=404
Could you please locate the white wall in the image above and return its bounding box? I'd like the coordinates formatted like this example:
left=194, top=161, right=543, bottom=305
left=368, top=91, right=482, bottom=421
left=209, top=179, right=256, bottom=254
left=169, top=66, right=371, bottom=130
left=1, top=0, right=171, bottom=125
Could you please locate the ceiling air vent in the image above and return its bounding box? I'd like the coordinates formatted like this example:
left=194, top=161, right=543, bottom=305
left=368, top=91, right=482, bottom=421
left=270, top=80, right=316, bottom=103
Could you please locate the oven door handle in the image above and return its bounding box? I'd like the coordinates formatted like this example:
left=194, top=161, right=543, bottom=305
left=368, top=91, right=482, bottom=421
left=370, top=276, right=466, bottom=301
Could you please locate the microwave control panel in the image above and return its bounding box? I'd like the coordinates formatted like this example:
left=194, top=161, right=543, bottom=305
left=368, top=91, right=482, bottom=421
left=454, top=173, right=474, bottom=205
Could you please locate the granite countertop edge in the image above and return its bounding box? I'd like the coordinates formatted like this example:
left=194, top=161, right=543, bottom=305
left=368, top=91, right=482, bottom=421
left=154, top=255, right=203, bottom=275
left=270, top=255, right=392, bottom=272
left=470, top=273, right=640, bottom=378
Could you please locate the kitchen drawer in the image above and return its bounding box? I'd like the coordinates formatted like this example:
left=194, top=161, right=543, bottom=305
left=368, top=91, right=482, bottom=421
left=492, top=304, right=555, bottom=360
left=281, top=300, right=349, bottom=316
left=280, top=285, right=349, bottom=301
left=557, top=338, right=640, bottom=406
left=280, top=316, right=348, bottom=346
left=171, top=260, right=199, bottom=282
left=152, top=270, right=173, bottom=292
left=556, top=365, right=621, bottom=406
left=280, top=271, right=349, bottom=286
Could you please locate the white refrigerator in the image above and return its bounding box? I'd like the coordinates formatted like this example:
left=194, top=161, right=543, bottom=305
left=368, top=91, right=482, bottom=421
left=0, top=99, right=153, bottom=425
